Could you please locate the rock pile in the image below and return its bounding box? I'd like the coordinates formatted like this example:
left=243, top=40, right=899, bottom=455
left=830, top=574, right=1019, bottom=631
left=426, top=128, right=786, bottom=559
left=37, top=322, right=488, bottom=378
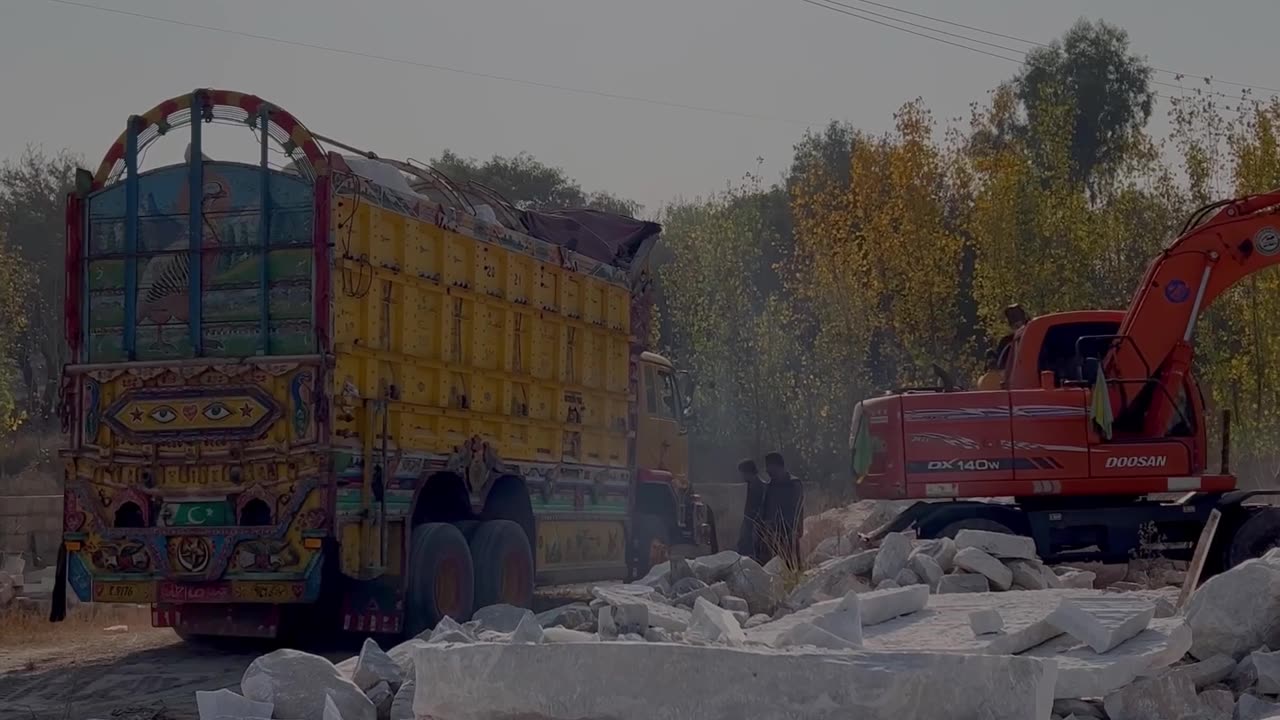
left=211, top=511, right=1280, bottom=720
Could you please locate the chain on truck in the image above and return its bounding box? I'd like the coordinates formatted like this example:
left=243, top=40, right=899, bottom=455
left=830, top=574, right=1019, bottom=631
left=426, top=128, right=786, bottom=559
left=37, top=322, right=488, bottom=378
left=51, top=88, right=715, bottom=640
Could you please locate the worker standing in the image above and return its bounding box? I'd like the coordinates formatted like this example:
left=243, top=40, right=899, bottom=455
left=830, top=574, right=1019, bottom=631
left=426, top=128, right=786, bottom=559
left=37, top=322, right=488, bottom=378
left=735, top=459, right=768, bottom=562
left=761, top=452, right=805, bottom=569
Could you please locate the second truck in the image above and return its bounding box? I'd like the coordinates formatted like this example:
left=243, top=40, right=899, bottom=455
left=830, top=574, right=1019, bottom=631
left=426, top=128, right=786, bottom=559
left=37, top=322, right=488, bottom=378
left=52, top=88, right=713, bottom=640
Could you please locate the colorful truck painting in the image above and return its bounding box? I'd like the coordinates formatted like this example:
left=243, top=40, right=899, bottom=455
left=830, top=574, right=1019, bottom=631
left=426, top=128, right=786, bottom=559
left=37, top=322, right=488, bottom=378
left=54, top=89, right=713, bottom=639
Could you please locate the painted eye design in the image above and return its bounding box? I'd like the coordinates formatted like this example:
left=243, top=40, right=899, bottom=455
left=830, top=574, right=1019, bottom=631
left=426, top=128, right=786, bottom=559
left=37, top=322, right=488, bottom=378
left=203, top=402, right=231, bottom=421
left=149, top=406, right=177, bottom=424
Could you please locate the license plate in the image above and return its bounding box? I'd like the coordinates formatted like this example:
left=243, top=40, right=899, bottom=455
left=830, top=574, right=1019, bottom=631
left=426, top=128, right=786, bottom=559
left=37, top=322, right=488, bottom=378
left=232, top=582, right=304, bottom=602
left=93, top=581, right=155, bottom=603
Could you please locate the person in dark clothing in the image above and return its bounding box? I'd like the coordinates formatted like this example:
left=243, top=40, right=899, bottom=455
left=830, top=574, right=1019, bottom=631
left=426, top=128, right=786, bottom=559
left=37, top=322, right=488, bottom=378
left=735, top=459, right=768, bottom=561
left=760, top=452, right=804, bottom=568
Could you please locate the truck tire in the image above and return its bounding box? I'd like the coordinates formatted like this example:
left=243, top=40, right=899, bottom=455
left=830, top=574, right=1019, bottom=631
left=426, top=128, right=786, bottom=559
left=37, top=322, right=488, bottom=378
left=405, top=522, right=475, bottom=638
left=1226, top=507, right=1280, bottom=569
left=468, top=519, right=534, bottom=611
left=629, top=513, right=670, bottom=580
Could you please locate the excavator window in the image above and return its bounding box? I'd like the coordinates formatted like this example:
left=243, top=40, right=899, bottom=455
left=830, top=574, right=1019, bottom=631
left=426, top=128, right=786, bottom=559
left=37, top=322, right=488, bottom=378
left=1036, top=321, right=1120, bottom=386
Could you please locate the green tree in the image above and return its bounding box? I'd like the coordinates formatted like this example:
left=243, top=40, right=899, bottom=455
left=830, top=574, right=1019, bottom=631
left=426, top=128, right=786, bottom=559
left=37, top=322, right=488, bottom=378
left=1016, top=19, right=1155, bottom=189
left=0, top=146, right=79, bottom=425
left=431, top=149, right=640, bottom=216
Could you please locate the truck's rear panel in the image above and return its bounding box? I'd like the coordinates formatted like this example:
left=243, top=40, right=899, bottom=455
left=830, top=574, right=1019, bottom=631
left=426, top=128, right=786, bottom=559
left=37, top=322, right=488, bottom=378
left=61, top=92, right=331, bottom=635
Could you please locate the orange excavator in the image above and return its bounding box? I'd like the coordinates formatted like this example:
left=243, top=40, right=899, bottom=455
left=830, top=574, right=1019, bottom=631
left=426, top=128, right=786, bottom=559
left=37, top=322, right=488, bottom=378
left=854, top=189, right=1280, bottom=573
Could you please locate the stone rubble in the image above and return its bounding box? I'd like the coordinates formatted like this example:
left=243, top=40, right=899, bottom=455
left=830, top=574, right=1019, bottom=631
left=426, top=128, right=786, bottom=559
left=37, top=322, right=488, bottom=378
left=221, top=502, right=1280, bottom=720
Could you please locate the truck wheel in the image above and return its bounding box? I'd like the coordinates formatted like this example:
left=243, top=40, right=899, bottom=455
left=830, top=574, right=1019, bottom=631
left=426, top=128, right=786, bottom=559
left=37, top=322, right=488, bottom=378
left=469, top=520, right=534, bottom=611
left=405, top=522, right=475, bottom=638
left=1226, top=507, right=1280, bottom=569
left=629, top=514, right=670, bottom=580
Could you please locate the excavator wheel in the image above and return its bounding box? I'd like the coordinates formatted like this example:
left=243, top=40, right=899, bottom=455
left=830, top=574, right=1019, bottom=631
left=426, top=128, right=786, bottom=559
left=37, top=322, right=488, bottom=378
left=1226, top=507, right=1280, bottom=569
left=405, top=522, right=475, bottom=638
left=935, top=517, right=1017, bottom=539
left=469, top=519, right=534, bottom=611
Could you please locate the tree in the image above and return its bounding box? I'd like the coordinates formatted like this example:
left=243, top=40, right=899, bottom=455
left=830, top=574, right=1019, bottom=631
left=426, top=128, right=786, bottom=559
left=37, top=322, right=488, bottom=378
left=0, top=146, right=78, bottom=425
left=431, top=149, right=641, bottom=216
left=1016, top=19, right=1155, bottom=189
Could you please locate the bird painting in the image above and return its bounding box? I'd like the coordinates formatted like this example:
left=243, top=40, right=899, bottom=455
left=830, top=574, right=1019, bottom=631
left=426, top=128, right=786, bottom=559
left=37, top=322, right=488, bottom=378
left=135, top=149, right=236, bottom=355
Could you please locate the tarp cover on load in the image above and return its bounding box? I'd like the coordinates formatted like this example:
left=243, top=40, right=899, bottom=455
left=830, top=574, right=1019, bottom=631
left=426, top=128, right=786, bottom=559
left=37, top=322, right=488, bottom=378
left=520, top=209, right=661, bottom=267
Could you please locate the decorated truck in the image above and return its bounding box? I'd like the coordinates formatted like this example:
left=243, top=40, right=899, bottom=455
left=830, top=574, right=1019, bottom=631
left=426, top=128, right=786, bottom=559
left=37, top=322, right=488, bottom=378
left=52, top=88, right=712, bottom=639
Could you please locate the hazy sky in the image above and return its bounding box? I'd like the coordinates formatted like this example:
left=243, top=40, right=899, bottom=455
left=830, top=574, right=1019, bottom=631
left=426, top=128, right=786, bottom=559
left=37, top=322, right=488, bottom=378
left=2, top=0, right=1275, bottom=214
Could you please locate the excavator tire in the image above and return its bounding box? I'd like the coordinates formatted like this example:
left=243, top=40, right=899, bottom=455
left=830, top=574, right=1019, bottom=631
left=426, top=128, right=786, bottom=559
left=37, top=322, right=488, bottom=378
left=469, top=519, right=534, bottom=611
left=935, top=517, right=1017, bottom=539
left=405, top=522, right=475, bottom=638
left=1226, top=507, right=1280, bottom=569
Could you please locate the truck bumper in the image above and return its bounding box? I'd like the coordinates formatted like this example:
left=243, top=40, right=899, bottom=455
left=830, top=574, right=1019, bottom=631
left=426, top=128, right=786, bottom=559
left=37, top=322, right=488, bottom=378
left=154, top=603, right=284, bottom=638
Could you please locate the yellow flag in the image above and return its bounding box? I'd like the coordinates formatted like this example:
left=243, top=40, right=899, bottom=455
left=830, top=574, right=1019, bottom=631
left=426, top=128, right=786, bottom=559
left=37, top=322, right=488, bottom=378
left=1090, top=365, right=1113, bottom=440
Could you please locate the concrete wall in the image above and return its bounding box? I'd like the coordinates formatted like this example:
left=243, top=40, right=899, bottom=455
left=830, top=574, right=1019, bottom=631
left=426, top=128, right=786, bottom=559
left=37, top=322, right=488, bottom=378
left=0, top=494, right=61, bottom=565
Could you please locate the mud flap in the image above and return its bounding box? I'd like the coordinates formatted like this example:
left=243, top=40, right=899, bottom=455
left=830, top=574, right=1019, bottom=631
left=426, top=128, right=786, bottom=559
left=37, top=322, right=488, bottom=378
left=49, top=543, right=68, bottom=623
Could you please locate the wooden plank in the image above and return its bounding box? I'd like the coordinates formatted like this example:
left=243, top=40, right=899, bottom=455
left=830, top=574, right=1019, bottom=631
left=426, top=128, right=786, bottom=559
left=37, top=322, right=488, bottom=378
left=1177, top=508, right=1222, bottom=610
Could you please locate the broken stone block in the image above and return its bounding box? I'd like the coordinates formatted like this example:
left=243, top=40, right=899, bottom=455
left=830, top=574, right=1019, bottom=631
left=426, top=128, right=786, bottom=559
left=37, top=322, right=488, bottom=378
left=674, top=583, right=720, bottom=608
left=669, top=557, right=695, bottom=583
left=686, top=597, right=746, bottom=646
left=909, top=552, right=943, bottom=589
left=763, top=555, right=785, bottom=575
left=894, top=568, right=921, bottom=586
left=1235, top=694, right=1280, bottom=720
left=938, top=573, right=990, bottom=594
left=955, top=547, right=1013, bottom=590
left=195, top=688, right=273, bottom=720
left=911, top=537, right=958, bottom=573
left=1052, top=698, right=1104, bottom=719
left=1059, top=571, right=1098, bottom=589
left=510, top=612, right=545, bottom=643
left=721, top=596, right=749, bottom=614
left=472, top=604, right=533, bottom=634
left=969, top=608, right=1004, bottom=636
left=875, top=579, right=900, bottom=590
left=1102, top=672, right=1198, bottom=720
left=1047, top=596, right=1156, bottom=654
left=1041, top=564, right=1064, bottom=589
left=536, top=602, right=595, bottom=631
left=859, top=584, right=929, bottom=627
left=619, top=632, right=645, bottom=641
left=773, top=621, right=859, bottom=650
left=593, top=586, right=691, bottom=632
left=323, top=694, right=345, bottom=720
left=1230, top=651, right=1261, bottom=693
left=692, top=551, right=741, bottom=584
left=744, top=613, right=771, bottom=628
left=412, top=642, right=1058, bottom=720
left=785, top=551, right=876, bottom=610
left=366, top=681, right=394, bottom=720
left=1169, top=654, right=1237, bottom=690
left=1009, top=560, right=1049, bottom=590
left=1253, top=649, right=1280, bottom=694
left=810, top=592, right=863, bottom=646
left=598, top=606, right=617, bottom=639
left=386, top=640, right=427, bottom=679
left=427, top=616, right=475, bottom=643
left=871, top=532, right=913, bottom=585
left=1109, top=581, right=1146, bottom=592
left=644, top=627, right=671, bottom=642
left=542, top=627, right=600, bottom=643
left=710, top=581, right=731, bottom=601
left=389, top=679, right=414, bottom=720
left=242, top=649, right=375, bottom=720
left=726, top=557, right=782, bottom=616
left=954, top=529, right=1037, bottom=560
left=1186, top=558, right=1280, bottom=660
left=637, top=560, right=672, bottom=588
left=671, top=576, right=708, bottom=596
left=1197, top=688, right=1233, bottom=720
left=352, top=638, right=402, bottom=692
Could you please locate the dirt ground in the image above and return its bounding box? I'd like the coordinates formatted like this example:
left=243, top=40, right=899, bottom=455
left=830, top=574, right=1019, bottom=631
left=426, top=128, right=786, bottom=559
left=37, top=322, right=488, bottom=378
left=0, top=604, right=349, bottom=720
left=0, top=590, right=592, bottom=720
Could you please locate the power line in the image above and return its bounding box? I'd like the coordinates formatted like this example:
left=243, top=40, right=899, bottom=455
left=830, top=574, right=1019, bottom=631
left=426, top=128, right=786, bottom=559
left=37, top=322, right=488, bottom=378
left=801, top=0, right=1269, bottom=112
left=37, top=0, right=817, bottom=127
left=828, top=0, right=1280, bottom=95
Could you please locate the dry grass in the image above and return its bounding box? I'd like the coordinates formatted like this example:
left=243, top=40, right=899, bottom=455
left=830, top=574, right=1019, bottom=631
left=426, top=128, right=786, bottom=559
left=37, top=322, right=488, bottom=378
left=755, top=507, right=809, bottom=596
left=0, top=601, right=152, bottom=649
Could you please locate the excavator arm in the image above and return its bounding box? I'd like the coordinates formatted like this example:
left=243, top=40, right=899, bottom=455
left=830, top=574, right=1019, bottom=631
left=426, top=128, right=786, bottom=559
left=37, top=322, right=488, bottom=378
left=1108, top=189, right=1280, bottom=436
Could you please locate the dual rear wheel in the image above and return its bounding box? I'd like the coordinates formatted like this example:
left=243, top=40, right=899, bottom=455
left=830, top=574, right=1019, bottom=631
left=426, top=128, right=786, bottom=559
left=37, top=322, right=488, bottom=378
left=404, top=519, right=534, bottom=638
